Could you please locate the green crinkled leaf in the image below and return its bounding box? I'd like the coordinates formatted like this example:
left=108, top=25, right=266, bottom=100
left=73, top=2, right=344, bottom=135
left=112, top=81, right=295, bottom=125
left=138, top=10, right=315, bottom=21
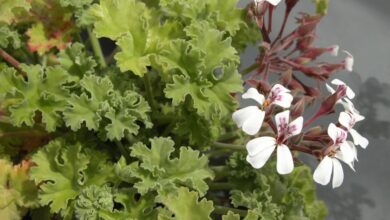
left=63, top=74, right=112, bottom=131
left=0, top=0, right=30, bottom=24
left=105, top=188, right=158, bottom=220
left=63, top=74, right=151, bottom=140
left=118, top=137, right=214, bottom=196
left=159, top=0, right=206, bottom=21
left=89, top=0, right=150, bottom=40
left=0, top=25, right=21, bottom=48
left=0, top=65, right=76, bottom=131
left=114, top=33, right=151, bottom=76
left=159, top=187, right=214, bottom=220
left=185, top=21, right=239, bottom=72
left=30, top=139, right=115, bottom=215
left=74, top=185, right=114, bottom=220
left=57, top=43, right=97, bottom=78
left=231, top=189, right=283, bottom=220
left=206, top=0, right=244, bottom=35
left=165, top=64, right=242, bottom=118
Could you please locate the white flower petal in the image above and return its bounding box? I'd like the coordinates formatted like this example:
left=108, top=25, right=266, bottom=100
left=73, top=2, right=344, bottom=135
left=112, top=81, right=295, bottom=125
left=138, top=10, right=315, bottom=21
left=276, top=144, right=294, bottom=174
left=343, top=50, right=354, bottom=72
left=232, top=106, right=259, bottom=128
left=331, top=79, right=346, bottom=86
left=242, top=88, right=265, bottom=106
left=350, top=129, right=369, bottom=149
left=339, top=112, right=352, bottom=130
left=246, top=144, right=276, bottom=169
left=334, top=151, right=355, bottom=171
left=242, top=109, right=266, bottom=135
left=326, top=83, right=336, bottom=94
left=346, top=87, right=355, bottom=99
left=266, top=0, right=282, bottom=6
left=347, top=141, right=358, bottom=161
left=332, top=158, right=344, bottom=188
left=246, top=136, right=276, bottom=156
left=313, top=156, right=333, bottom=186
left=287, top=116, right=303, bottom=138
left=339, top=142, right=355, bottom=163
left=275, top=110, right=290, bottom=135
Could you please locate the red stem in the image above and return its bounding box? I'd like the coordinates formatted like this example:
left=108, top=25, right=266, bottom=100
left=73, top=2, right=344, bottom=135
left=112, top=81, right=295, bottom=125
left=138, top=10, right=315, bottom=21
left=0, top=48, right=21, bottom=71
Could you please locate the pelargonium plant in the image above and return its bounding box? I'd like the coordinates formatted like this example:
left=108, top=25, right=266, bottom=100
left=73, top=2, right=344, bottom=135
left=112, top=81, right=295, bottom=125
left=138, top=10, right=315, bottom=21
left=0, top=0, right=368, bottom=219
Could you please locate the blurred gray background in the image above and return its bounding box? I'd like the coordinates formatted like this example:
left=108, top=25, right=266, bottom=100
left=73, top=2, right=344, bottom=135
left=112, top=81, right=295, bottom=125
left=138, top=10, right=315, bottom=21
left=238, top=0, right=390, bottom=219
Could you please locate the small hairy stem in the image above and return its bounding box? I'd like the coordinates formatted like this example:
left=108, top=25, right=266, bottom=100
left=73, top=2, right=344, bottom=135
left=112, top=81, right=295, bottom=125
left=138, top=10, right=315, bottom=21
left=218, top=131, right=238, bottom=142
left=212, top=142, right=245, bottom=151
left=87, top=28, right=107, bottom=68
left=0, top=48, right=22, bottom=71
left=115, top=140, right=131, bottom=162
left=214, top=205, right=247, bottom=217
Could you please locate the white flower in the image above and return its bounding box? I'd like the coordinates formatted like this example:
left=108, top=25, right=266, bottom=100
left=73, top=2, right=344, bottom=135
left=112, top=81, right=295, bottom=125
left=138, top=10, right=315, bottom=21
left=343, top=50, right=354, bottom=72
left=246, top=110, right=303, bottom=174
left=326, top=79, right=355, bottom=100
left=313, top=156, right=344, bottom=188
left=254, top=0, right=282, bottom=6
left=339, top=111, right=369, bottom=148
left=232, top=85, right=293, bottom=135
left=313, top=123, right=356, bottom=188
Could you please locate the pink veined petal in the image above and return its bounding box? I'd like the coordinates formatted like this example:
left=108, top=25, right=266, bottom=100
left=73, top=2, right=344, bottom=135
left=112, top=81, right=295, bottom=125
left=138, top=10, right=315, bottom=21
left=286, top=116, right=303, bottom=139
left=313, top=156, right=333, bottom=186
left=350, top=129, right=369, bottom=149
left=232, top=106, right=259, bottom=128
left=246, top=136, right=276, bottom=156
left=242, top=88, right=265, bottom=106
left=343, top=50, right=354, bottom=72
left=242, top=109, right=266, bottom=135
left=275, top=110, right=290, bottom=135
left=339, top=142, right=355, bottom=163
left=327, top=123, right=339, bottom=144
left=272, top=92, right=293, bottom=108
left=266, top=0, right=282, bottom=6
left=332, top=158, right=344, bottom=188
left=331, top=79, right=355, bottom=99
left=246, top=144, right=276, bottom=169
left=276, top=144, right=294, bottom=175
left=271, top=84, right=290, bottom=94
left=339, top=112, right=353, bottom=130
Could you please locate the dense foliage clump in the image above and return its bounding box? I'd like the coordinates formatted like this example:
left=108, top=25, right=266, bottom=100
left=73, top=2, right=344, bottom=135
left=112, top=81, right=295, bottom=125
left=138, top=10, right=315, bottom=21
left=0, top=0, right=328, bottom=219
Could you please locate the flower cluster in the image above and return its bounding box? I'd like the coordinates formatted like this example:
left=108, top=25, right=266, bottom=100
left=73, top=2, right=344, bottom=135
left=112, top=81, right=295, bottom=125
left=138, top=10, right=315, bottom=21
left=232, top=0, right=369, bottom=188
